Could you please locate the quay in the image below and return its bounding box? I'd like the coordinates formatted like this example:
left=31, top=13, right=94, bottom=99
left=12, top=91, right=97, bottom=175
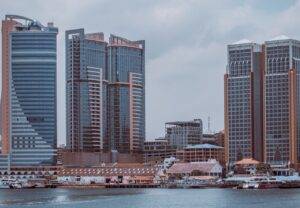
left=105, top=184, right=159, bottom=188
left=58, top=184, right=159, bottom=189
left=2, top=157, right=300, bottom=190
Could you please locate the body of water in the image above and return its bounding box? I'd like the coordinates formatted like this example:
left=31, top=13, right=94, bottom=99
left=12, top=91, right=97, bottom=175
left=0, top=188, right=299, bottom=208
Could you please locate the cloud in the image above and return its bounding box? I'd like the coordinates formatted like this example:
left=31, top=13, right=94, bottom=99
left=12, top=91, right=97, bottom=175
left=0, top=0, right=298, bottom=143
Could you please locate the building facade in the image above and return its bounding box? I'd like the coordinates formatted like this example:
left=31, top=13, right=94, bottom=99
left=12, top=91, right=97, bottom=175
left=225, top=36, right=300, bottom=167
left=66, top=29, right=108, bottom=152
left=165, top=119, right=203, bottom=149
left=0, top=155, right=9, bottom=171
left=108, top=35, right=145, bottom=153
left=1, top=15, right=20, bottom=155
left=264, top=36, right=300, bottom=165
left=66, top=31, right=145, bottom=154
left=166, top=160, right=223, bottom=178
left=176, top=144, right=225, bottom=165
left=1, top=15, right=58, bottom=167
left=143, top=138, right=176, bottom=163
left=202, top=131, right=225, bottom=147
left=224, top=40, right=264, bottom=165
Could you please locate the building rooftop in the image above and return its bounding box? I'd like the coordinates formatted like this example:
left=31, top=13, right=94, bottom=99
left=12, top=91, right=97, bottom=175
left=232, top=39, right=253, bottom=45
left=166, top=160, right=221, bottom=174
left=166, top=119, right=202, bottom=127
left=108, top=34, right=144, bottom=49
left=235, top=158, right=260, bottom=165
left=85, top=33, right=105, bottom=42
left=59, top=166, right=159, bottom=177
left=184, top=143, right=223, bottom=149
left=270, top=35, right=290, bottom=41
left=5, top=14, right=57, bottom=32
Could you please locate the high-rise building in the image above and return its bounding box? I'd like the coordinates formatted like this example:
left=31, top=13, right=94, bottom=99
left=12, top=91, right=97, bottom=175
left=108, top=35, right=145, bottom=153
left=1, top=15, right=58, bottom=166
left=66, top=29, right=108, bottom=152
left=225, top=36, right=300, bottom=167
left=1, top=15, right=19, bottom=155
left=165, top=119, right=203, bottom=149
left=264, top=36, right=300, bottom=165
left=66, top=31, right=145, bottom=154
left=224, top=40, right=264, bottom=165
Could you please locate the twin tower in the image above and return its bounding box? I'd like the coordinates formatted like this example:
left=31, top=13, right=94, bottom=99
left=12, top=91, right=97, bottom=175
left=66, top=29, right=145, bottom=154
left=225, top=36, right=300, bottom=167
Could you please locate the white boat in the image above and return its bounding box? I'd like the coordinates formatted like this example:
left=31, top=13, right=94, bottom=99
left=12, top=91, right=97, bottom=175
left=242, top=181, right=259, bottom=189
left=21, top=181, right=36, bottom=189
left=9, top=181, right=22, bottom=189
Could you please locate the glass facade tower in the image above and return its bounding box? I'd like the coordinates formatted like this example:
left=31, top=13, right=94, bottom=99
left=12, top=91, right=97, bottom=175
left=66, top=29, right=108, bottom=152
left=2, top=15, right=58, bottom=166
left=66, top=31, right=145, bottom=154
left=108, top=35, right=145, bottom=153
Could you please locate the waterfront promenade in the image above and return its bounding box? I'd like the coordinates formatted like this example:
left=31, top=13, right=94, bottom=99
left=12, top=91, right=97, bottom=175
left=0, top=188, right=299, bottom=208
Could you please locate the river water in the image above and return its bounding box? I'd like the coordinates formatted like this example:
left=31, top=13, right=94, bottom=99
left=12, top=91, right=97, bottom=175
left=0, top=188, right=299, bottom=208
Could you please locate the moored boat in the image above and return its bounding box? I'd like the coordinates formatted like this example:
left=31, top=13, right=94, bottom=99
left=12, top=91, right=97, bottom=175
left=279, top=181, right=300, bottom=188
left=9, top=181, right=22, bottom=189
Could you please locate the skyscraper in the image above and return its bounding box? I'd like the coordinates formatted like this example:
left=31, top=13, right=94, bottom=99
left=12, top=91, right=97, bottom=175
left=66, top=32, right=145, bottom=154
left=225, top=36, right=300, bottom=167
left=264, top=36, right=300, bottom=165
left=1, top=15, right=58, bottom=166
left=108, top=35, right=145, bottom=153
left=1, top=15, right=19, bottom=155
left=224, top=40, right=264, bottom=165
left=66, top=29, right=108, bottom=152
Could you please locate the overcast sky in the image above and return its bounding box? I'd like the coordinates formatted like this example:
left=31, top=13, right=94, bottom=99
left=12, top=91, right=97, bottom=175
left=0, top=0, right=299, bottom=144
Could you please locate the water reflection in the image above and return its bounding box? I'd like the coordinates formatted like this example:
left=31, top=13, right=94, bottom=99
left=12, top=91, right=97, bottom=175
left=0, top=188, right=300, bottom=208
left=0, top=188, right=144, bottom=206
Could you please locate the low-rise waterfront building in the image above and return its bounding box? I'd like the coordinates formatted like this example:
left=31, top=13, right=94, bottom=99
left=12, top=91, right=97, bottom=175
left=57, top=163, right=159, bottom=185
left=231, top=158, right=297, bottom=177
left=166, top=160, right=222, bottom=178
left=233, top=158, right=261, bottom=175
left=58, top=150, right=143, bottom=166
left=0, top=166, right=59, bottom=181
left=176, top=144, right=225, bottom=165
left=143, top=138, right=176, bottom=163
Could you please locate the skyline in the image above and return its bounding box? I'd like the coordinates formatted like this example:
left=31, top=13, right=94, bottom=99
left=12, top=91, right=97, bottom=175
left=1, top=0, right=300, bottom=145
